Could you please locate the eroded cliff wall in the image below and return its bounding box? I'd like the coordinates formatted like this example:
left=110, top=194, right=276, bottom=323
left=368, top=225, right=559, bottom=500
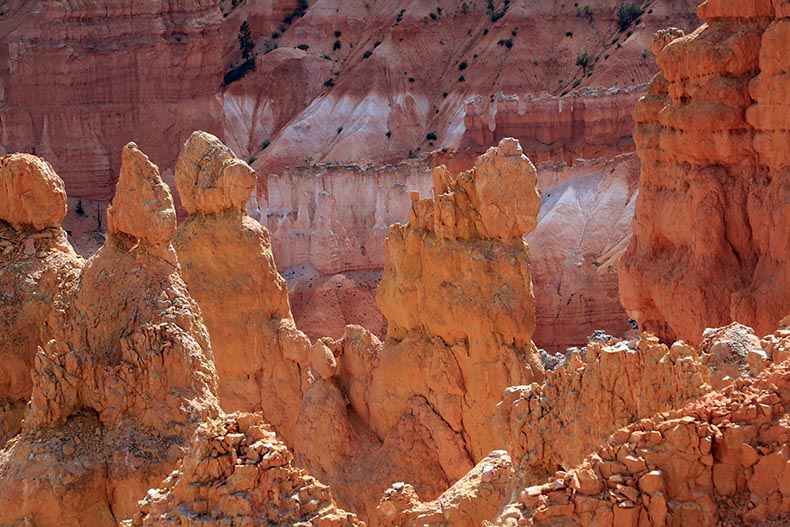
left=620, top=0, right=790, bottom=344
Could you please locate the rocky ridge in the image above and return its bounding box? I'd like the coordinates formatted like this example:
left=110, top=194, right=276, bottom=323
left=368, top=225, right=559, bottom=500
left=498, top=319, right=790, bottom=526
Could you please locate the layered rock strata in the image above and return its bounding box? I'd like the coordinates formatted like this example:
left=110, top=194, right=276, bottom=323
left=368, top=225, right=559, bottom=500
left=620, top=0, right=790, bottom=344
left=130, top=412, right=363, bottom=527
left=173, top=131, right=310, bottom=443
left=0, top=1, right=225, bottom=201
left=0, top=154, right=83, bottom=444
left=0, top=143, right=220, bottom=527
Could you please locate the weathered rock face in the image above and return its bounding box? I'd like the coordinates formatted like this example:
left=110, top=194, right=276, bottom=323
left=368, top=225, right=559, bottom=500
left=266, top=161, right=433, bottom=274
left=373, top=137, right=544, bottom=460
left=0, top=154, right=83, bottom=445
left=130, top=412, right=363, bottom=527
left=286, top=264, right=387, bottom=342
left=498, top=334, right=712, bottom=484
left=620, top=0, right=790, bottom=344
left=0, top=143, right=220, bottom=527
left=0, top=1, right=225, bottom=201
left=377, top=450, right=514, bottom=527
left=286, top=139, right=544, bottom=523
left=173, top=131, right=310, bottom=443
left=501, top=336, right=790, bottom=527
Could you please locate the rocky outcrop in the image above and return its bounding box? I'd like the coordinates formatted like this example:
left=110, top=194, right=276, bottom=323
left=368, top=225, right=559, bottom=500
left=377, top=450, right=514, bottom=527
left=0, top=154, right=83, bottom=444
left=500, top=338, right=790, bottom=526
left=498, top=334, right=712, bottom=484
left=0, top=143, right=220, bottom=527
left=620, top=0, right=790, bottom=344
left=0, top=1, right=224, bottom=201
left=173, top=131, right=310, bottom=443
left=287, top=139, right=545, bottom=522
left=129, top=412, right=363, bottom=527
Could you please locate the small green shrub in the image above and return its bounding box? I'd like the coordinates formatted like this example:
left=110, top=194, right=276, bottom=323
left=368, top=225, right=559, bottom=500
left=426, top=131, right=438, bottom=141
left=459, top=60, right=468, bottom=70
left=617, top=3, right=644, bottom=32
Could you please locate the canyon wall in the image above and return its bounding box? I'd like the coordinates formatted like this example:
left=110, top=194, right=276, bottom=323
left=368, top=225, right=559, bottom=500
left=266, top=161, right=433, bottom=274
left=620, top=0, right=790, bottom=344
left=0, top=0, right=225, bottom=201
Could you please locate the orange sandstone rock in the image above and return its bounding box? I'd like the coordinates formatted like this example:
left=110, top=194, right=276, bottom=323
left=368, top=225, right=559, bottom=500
left=502, top=348, right=790, bottom=527
left=374, top=137, right=544, bottom=461
left=0, top=144, right=220, bottom=527
left=289, top=139, right=544, bottom=522
left=173, top=131, right=310, bottom=442
left=377, top=450, right=514, bottom=527
left=620, top=2, right=790, bottom=344
left=129, top=412, right=363, bottom=527
left=497, top=334, right=712, bottom=484
left=0, top=154, right=83, bottom=445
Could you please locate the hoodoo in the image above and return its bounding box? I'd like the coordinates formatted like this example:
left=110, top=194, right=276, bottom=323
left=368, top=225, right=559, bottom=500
left=620, top=0, right=790, bottom=344
left=0, top=144, right=220, bottom=526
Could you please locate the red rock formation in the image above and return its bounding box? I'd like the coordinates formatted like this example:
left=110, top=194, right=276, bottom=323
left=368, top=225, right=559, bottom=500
left=287, top=139, right=544, bottom=522
left=0, top=143, right=220, bottom=527
left=0, top=154, right=83, bottom=444
left=377, top=450, right=514, bottom=527
left=0, top=1, right=224, bottom=201
left=620, top=0, right=790, bottom=344
left=173, top=131, right=310, bottom=443
left=502, top=346, right=790, bottom=526
left=130, top=412, right=363, bottom=527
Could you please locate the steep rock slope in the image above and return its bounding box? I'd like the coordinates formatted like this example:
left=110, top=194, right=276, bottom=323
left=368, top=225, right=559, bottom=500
left=0, top=0, right=224, bottom=201
left=620, top=0, right=790, bottom=344
left=173, top=131, right=311, bottom=443
left=0, top=143, right=220, bottom=527
left=228, top=0, right=700, bottom=173
left=527, top=153, right=640, bottom=351
left=0, top=154, right=83, bottom=444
